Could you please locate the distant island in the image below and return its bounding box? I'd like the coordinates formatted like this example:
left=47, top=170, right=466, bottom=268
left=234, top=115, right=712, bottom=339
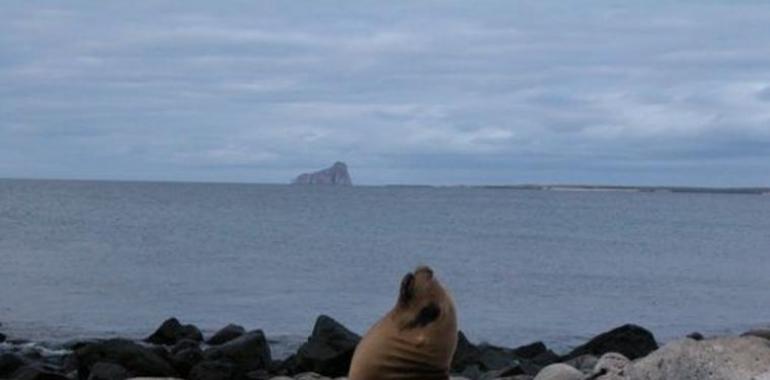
left=292, top=161, right=352, bottom=186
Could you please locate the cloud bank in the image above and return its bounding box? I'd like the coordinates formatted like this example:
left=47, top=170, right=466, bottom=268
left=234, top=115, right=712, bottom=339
left=1, top=1, right=769, bottom=185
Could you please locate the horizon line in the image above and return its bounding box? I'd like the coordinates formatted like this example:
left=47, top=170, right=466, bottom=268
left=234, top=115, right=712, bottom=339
left=2, top=175, right=769, bottom=193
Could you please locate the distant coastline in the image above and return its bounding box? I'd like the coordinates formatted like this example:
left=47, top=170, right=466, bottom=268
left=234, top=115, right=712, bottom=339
left=383, top=183, right=770, bottom=195
left=480, top=184, right=770, bottom=195
left=1, top=177, right=769, bottom=195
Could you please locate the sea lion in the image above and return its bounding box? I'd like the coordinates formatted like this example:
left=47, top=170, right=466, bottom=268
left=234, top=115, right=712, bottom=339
left=348, top=266, right=458, bottom=380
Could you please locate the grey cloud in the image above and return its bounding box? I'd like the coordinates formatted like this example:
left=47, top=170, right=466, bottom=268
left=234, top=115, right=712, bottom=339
left=1, top=1, right=769, bottom=185
left=757, top=86, right=770, bottom=102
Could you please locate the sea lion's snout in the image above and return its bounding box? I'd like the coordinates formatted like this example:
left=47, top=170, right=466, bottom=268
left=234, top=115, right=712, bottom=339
left=414, top=265, right=434, bottom=279
left=400, top=266, right=436, bottom=306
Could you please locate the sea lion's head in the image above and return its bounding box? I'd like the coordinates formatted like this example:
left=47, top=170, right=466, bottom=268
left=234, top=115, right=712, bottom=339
left=394, top=265, right=456, bottom=333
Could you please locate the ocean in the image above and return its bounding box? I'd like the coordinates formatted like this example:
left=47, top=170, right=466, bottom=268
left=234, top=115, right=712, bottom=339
left=1, top=179, right=769, bottom=357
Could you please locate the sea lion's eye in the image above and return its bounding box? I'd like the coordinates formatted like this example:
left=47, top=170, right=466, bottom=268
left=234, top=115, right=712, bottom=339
left=406, top=302, right=441, bottom=329
left=399, top=273, right=415, bottom=306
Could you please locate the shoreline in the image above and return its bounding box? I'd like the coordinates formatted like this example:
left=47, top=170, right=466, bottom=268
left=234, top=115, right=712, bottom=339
left=2, top=317, right=769, bottom=380
left=0, top=319, right=758, bottom=360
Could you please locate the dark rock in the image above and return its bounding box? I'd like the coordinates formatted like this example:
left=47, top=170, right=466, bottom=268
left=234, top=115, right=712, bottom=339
left=86, top=362, right=129, bottom=380
left=271, top=354, right=297, bottom=376
left=244, top=369, right=270, bottom=380
left=22, top=351, right=43, bottom=361
left=481, top=361, right=543, bottom=379
left=292, top=162, right=353, bottom=186
left=148, top=344, right=172, bottom=364
left=450, top=334, right=554, bottom=375
left=62, top=339, right=100, bottom=352
left=295, top=315, right=360, bottom=377
left=268, top=359, right=283, bottom=374
left=562, top=324, right=658, bottom=360
left=171, top=339, right=200, bottom=355
left=203, top=330, right=271, bottom=373
left=452, top=331, right=482, bottom=372
left=188, top=360, right=235, bottom=380
left=10, top=365, right=69, bottom=380
left=35, top=350, right=69, bottom=369
left=741, top=328, right=770, bottom=340
left=0, top=353, right=25, bottom=377
left=60, top=353, right=79, bottom=374
left=171, top=346, right=204, bottom=377
left=479, top=365, right=526, bottom=380
left=145, top=317, right=203, bottom=345
left=687, top=332, right=705, bottom=341
left=476, top=344, right=518, bottom=370
left=516, top=360, right=544, bottom=376
left=74, top=338, right=178, bottom=380
left=206, top=324, right=246, bottom=346
left=531, top=349, right=560, bottom=367
left=459, top=364, right=483, bottom=380
left=512, top=341, right=547, bottom=359
left=452, top=336, right=526, bottom=372
left=0, top=333, right=5, bottom=343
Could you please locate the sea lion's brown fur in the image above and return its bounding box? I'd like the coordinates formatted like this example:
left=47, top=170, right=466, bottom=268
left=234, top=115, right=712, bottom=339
left=348, top=266, right=458, bottom=380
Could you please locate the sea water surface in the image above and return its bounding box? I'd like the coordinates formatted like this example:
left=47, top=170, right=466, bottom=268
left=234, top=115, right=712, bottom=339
left=1, top=179, right=770, bottom=356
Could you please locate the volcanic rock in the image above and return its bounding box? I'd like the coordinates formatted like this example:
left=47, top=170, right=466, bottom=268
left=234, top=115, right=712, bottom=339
left=74, top=339, right=178, bottom=380
left=206, top=325, right=246, bottom=346
left=87, top=362, right=129, bottom=380
left=145, top=318, right=203, bottom=346
left=202, top=330, right=271, bottom=373
left=295, top=315, right=360, bottom=377
left=562, top=324, right=657, bottom=361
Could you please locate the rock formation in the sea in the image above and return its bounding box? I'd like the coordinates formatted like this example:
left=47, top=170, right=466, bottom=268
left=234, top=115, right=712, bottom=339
left=292, top=162, right=352, bottom=186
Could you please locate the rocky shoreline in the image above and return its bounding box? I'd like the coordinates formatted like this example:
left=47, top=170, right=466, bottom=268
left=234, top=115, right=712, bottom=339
left=1, top=317, right=769, bottom=380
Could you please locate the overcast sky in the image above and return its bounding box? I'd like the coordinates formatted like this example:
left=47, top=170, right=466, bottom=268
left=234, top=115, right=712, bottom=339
left=2, top=1, right=770, bottom=186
